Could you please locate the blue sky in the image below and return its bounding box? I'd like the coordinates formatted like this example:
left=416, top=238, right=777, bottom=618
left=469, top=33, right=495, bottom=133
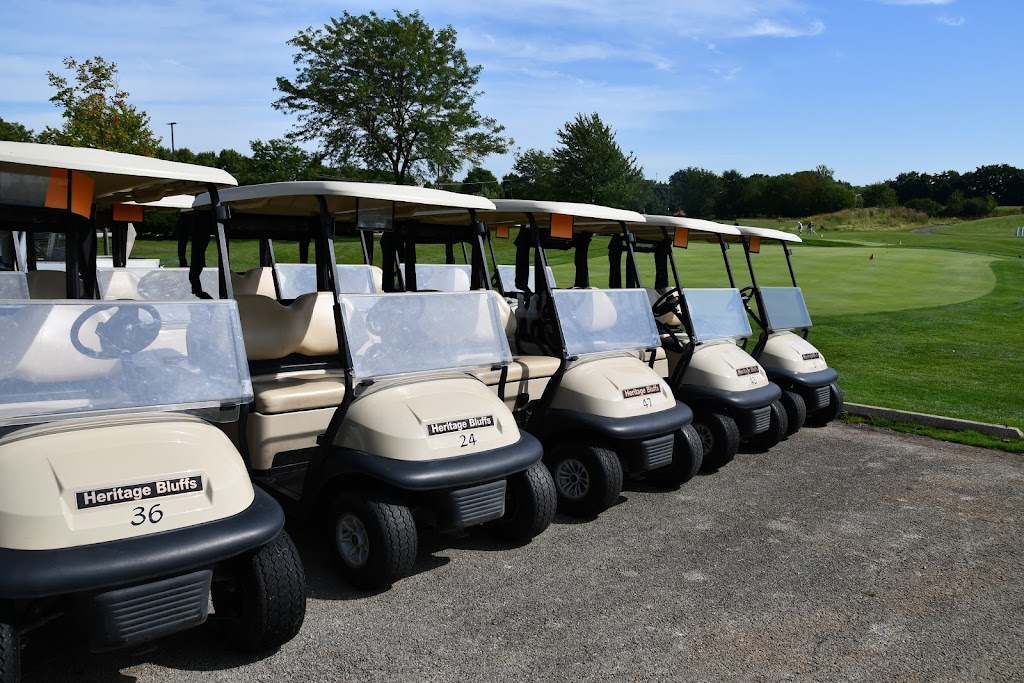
left=1, top=0, right=1019, bottom=186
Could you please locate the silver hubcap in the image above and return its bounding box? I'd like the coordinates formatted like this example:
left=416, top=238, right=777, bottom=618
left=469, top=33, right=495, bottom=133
left=337, top=513, right=370, bottom=568
left=555, top=458, right=590, bottom=500
left=694, top=423, right=714, bottom=455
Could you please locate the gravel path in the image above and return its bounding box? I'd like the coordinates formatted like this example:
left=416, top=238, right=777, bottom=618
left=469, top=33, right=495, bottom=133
left=21, top=422, right=1024, bottom=682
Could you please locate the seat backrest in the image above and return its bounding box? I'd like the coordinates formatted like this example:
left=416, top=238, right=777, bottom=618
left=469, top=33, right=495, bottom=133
left=230, top=267, right=276, bottom=298
left=27, top=270, right=68, bottom=299
left=235, top=292, right=339, bottom=361
left=490, top=290, right=517, bottom=337
left=369, top=266, right=383, bottom=294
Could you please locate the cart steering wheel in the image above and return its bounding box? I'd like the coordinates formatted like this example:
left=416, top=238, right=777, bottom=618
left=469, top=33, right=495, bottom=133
left=739, top=286, right=754, bottom=304
left=70, top=303, right=162, bottom=359
left=651, top=288, right=681, bottom=318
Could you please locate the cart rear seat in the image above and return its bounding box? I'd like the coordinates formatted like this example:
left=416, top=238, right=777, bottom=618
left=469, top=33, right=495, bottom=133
left=27, top=270, right=67, bottom=299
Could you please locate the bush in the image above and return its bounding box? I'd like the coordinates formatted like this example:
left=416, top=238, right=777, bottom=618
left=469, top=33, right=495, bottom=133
left=904, top=198, right=944, bottom=217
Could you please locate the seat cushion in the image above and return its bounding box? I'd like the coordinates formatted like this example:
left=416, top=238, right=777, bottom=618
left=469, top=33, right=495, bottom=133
left=251, top=373, right=346, bottom=414
left=469, top=355, right=561, bottom=386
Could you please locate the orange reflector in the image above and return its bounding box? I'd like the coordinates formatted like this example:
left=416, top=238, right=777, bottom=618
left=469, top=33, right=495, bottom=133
left=673, top=227, right=689, bottom=248
left=113, top=203, right=144, bottom=222
left=550, top=213, right=573, bottom=239
left=748, top=236, right=761, bottom=253
left=496, top=225, right=509, bottom=239
left=44, top=169, right=95, bottom=218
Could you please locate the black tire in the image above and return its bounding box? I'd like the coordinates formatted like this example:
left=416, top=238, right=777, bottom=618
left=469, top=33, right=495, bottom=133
left=332, top=491, right=417, bottom=589
left=745, top=400, right=789, bottom=452
left=547, top=438, right=624, bottom=517
left=646, top=425, right=703, bottom=488
left=488, top=463, right=557, bottom=541
left=692, top=410, right=740, bottom=471
left=807, top=382, right=844, bottom=426
left=780, top=389, right=807, bottom=437
left=0, top=621, right=18, bottom=683
left=213, top=530, right=307, bottom=653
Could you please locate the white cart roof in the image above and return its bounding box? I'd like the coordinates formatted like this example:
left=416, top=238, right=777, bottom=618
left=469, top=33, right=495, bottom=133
left=735, top=225, right=803, bottom=243
left=623, top=214, right=741, bottom=243
left=481, top=199, right=644, bottom=228
left=0, top=142, right=236, bottom=203
left=122, top=194, right=196, bottom=211
left=193, top=180, right=495, bottom=221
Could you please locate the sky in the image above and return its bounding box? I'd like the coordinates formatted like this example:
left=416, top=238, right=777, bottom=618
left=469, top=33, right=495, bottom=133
left=1, top=0, right=1020, bottom=187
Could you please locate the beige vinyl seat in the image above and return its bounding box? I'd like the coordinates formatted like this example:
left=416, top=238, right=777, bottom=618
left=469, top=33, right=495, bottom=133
left=27, top=270, right=68, bottom=299
left=231, top=267, right=276, bottom=298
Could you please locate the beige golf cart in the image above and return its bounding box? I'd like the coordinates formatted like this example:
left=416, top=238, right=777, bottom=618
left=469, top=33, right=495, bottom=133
left=0, top=142, right=305, bottom=682
left=187, top=181, right=555, bottom=589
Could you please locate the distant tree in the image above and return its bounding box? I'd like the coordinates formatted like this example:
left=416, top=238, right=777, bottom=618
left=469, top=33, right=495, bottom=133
left=862, top=182, right=899, bottom=208
left=644, top=180, right=670, bottom=215
left=503, top=149, right=558, bottom=200
left=38, top=56, right=159, bottom=155
left=945, top=189, right=966, bottom=217
left=0, top=117, right=35, bottom=142
left=669, top=167, right=721, bottom=217
left=715, top=169, right=747, bottom=219
left=549, top=113, right=646, bottom=210
left=274, top=10, right=512, bottom=185
left=244, top=138, right=322, bottom=184
left=904, top=198, right=943, bottom=217
left=460, top=166, right=501, bottom=198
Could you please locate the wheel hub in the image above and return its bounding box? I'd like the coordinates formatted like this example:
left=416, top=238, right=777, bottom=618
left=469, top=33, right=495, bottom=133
left=693, top=422, right=714, bottom=455
left=555, top=458, right=590, bottom=500
left=337, top=513, right=370, bottom=568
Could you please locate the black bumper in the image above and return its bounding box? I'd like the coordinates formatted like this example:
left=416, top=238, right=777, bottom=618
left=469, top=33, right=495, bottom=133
left=674, top=382, right=781, bottom=411
left=766, top=367, right=839, bottom=390
left=533, top=401, right=693, bottom=443
left=311, top=432, right=544, bottom=493
left=0, top=488, right=283, bottom=600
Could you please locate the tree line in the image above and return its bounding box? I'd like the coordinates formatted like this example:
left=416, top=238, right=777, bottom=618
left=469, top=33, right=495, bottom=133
left=1, top=11, right=1019, bottom=223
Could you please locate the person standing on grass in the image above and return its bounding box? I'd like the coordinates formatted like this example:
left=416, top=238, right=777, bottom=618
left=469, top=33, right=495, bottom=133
left=808, top=221, right=815, bottom=234
left=797, top=221, right=803, bottom=234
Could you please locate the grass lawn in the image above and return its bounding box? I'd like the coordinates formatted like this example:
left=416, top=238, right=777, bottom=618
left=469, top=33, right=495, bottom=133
left=131, top=216, right=1024, bottom=432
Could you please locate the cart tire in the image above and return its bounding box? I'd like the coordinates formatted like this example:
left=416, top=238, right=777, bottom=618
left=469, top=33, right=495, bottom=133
left=780, top=389, right=807, bottom=436
left=745, top=400, right=789, bottom=452
left=693, top=410, right=740, bottom=471
left=488, top=463, right=557, bottom=541
left=807, top=382, right=844, bottom=426
left=332, top=492, right=417, bottom=589
left=547, top=438, right=623, bottom=517
left=213, top=530, right=307, bottom=653
left=0, top=622, right=18, bottom=683
left=646, top=425, right=703, bottom=488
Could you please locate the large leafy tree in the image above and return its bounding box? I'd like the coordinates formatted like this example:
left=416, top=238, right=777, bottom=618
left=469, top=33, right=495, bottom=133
left=274, top=10, right=511, bottom=185
left=550, top=113, right=646, bottom=210
left=669, top=167, right=721, bottom=217
left=503, top=149, right=558, bottom=200
left=38, top=56, right=159, bottom=155
left=0, top=117, right=35, bottom=142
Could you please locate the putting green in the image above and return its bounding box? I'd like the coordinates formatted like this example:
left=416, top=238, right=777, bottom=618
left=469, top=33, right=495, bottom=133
left=547, top=241, right=998, bottom=318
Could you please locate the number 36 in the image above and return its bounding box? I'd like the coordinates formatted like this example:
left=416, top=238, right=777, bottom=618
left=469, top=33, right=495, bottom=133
left=131, top=504, right=163, bottom=526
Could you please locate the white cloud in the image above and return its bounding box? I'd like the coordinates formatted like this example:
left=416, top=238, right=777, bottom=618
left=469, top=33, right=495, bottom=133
left=937, top=15, right=966, bottom=27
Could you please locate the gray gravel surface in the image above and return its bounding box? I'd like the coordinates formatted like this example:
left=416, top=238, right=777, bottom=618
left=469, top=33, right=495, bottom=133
left=20, top=422, right=1024, bottom=682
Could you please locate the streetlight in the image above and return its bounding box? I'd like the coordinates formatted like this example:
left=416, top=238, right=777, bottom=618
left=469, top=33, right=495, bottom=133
left=167, top=122, right=177, bottom=160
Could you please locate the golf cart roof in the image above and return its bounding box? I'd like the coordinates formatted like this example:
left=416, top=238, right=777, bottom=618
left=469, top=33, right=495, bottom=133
left=193, top=181, right=495, bottom=219
left=735, top=224, right=802, bottom=243
left=621, top=214, right=741, bottom=243
left=0, top=141, right=236, bottom=204
left=482, top=199, right=644, bottom=229
left=122, top=194, right=196, bottom=211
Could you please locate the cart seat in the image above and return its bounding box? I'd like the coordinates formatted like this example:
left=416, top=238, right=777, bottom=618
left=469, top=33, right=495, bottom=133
left=231, top=267, right=276, bottom=298
left=250, top=370, right=346, bottom=414
left=468, top=355, right=561, bottom=386
left=27, top=270, right=67, bottom=299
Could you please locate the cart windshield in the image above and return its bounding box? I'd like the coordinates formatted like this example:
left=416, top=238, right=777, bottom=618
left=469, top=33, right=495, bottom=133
left=339, top=291, right=512, bottom=380
left=275, top=263, right=377, bottom=299
left=414, top=264, right=472, bottom=292
left=0, top=300, right=252, bottom=425
left=553, top=289, right=660, bottom=356
left=97, top=267, right=218, bottom=301
left=759, top=286, right=813, bottom=330
left=683, top=288, right=753, bottom=342
left=496, top=265, right=556, bottom=294
left=0, top=272, right=29, bottom=299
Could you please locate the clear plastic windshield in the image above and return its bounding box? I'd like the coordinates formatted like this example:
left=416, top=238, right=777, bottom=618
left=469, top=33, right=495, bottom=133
left=339, top=291, right=512, bottom=380
left=0, top=300, right=253, bottom=425
left=496, top=265, right=556, bottom=294
left=553, top=289, right=660, bottom=356
left=760, top=286, right=813, bottom=330
left=275, top=263, right=377, bottom=299
left=683, top=288, right=753, bottom=342
left=413, top=264, right=472, bottom=292
left=0, top=272, right=29, bottom=299
left=97, top=267, right=218, bottom=301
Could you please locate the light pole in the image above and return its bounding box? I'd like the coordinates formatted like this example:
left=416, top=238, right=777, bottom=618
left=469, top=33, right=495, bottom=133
left=167, top=122, right=177, bottom=160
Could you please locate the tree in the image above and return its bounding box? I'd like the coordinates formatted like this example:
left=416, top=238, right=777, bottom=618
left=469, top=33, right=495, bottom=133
left=550, top=113, right=646, bottom=210
left=38, top=56, right=159, bottom=155
left=503, top=149, right=557, bottom=200
left=460, top=166, right=501, bottom=198
left=244, top=138, right=323, bottom=184
left=0, top=117, right=35, bottom=142
left=669, top=167, right=721, bottom=217
left=862, top=183, right=898, bottom=208
left=274, top=10, right=512, bottom=185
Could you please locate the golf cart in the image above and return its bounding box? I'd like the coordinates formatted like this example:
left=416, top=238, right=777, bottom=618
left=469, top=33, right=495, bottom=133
left=0, top=142, right=306, bottom=682
left=608, top=215, right=788, bottom=467
left=188, top=182, right=554, bottom=589
left=729, top=225, right=843, bottom=427
left=440, top=199, right=701, bottom=515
